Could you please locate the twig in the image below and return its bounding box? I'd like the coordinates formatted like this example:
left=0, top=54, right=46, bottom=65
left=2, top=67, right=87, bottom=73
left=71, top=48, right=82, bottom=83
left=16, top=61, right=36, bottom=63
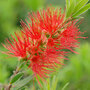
left=6, top=66, right=20, bottom=90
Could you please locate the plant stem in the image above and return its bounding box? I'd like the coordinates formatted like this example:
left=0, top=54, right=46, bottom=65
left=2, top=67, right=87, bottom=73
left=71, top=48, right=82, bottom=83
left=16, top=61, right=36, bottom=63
left=6, top=66, right=20, bottom=90
left=6, top=84, right=12, bottom=90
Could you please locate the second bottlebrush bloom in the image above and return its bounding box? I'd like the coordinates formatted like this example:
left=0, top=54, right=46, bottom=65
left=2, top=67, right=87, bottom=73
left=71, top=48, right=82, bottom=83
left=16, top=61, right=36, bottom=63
left=2, top=7, right=85, bottom=80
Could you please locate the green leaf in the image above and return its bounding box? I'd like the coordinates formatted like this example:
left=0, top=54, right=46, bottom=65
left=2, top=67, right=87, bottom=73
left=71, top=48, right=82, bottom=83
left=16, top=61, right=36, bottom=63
left=47, top=78, right=50, bottom=90
left=19, top=61, right=25, bottom=69
left=10, top=72, right=24, bottom=84
left=66, top=0, right=70, bottom=10
left=66, top=0, right=75, bottom=18
left=62, top=82, right=69, bottom=90
left=73, top=0, right=89, bottom=14
left=76, top=0, right=81, bottom=2
left=13, top=75, right=33, bottom=89
left=51, top=76, right=58, bottom=90
left=72, top=3, right=90, bottom=18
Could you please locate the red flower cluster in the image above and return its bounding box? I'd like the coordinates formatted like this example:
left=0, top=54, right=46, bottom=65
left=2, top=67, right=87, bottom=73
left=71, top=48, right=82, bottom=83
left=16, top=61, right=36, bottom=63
left=2, top=7, right=84, bottom=80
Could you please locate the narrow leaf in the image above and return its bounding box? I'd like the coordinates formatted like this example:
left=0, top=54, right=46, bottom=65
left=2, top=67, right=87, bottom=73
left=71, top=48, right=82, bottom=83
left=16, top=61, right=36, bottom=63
left=73, top=0, right=89, bottom=14
left=62, top=82, right=69, bottom=90
left=13, top=75, right=34, bottom=89
left=72, top=3, right=90, bottom=18
left=10, top=72, right=24, bottom=84
left=19, top=61, right=25, bottom=69
left=66, top=0, right=75, bottom=18
left=51, top=76, right=58, bottom=90
left=76, top=0, right=81, bottom=2
left=66, top=0, right=70, bottom=10
left=47, top=78, right=50, bottom=90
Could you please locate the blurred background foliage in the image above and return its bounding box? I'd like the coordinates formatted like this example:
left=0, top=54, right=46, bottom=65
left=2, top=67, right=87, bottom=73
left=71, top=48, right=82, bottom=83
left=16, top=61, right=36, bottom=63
left=0, top=0, right=90, bottom=90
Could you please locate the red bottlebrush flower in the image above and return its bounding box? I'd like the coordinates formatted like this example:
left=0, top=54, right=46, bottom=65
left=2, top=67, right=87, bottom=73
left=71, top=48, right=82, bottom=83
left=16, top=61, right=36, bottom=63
left=29, top=48, right=64, bottom=78
left=47, top=37, right=60, bottom=48
left=33, top=7, right=65, bottom=35
left=32, top=7, right=84, bottom=52
left=2, top=32, right=28, bottom=58
left=21, top=17, right=42, bottom=40
left=59, top=21, right=83, bottom=53
left=2, top=6, right=85, bottom=84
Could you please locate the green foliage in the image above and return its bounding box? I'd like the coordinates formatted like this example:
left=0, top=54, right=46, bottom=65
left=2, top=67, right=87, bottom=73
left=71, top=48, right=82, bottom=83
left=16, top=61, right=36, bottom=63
left=66, top=0, right=75, bottom=17
left=66, top=0, right=69, bottom=9
left=12, top=75, right=33, bottom=90
left=72, top=3, right=90, bottom=17
left=73, top=0, right=89, bottom=14
left=66, top=0, right=90, bottom=18
left=10, top=72, right=24, bottom=84
left=62, top=82, right=69, bottom=90
left=51, top=76, right=58, bottom=90
left=39, top=75, right=59, bottom=90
